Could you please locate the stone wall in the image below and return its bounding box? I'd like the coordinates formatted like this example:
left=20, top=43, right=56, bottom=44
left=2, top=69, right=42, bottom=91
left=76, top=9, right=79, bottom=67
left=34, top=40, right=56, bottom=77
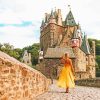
left=75, top=78, right=100, bottom=87
left=0, top=51, right=50, bottom=100
left=37, top=58, right=96, bottom=80
left=73, top=48, right=86, bottom=72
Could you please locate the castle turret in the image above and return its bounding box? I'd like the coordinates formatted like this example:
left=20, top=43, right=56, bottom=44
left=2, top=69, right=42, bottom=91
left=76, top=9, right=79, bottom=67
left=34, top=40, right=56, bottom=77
left=38, top=50, right=43, bottom=63
left=49, top=10, right=56, bottom=24
left=65, top=10, right=76, bottom=26
left=54, top=7, right=58, bottom=19
left=71, top=29, right=80, bottom=48
left=22, top=50, right=32, bottom=66
left=57, top=9, right=62, bottom=26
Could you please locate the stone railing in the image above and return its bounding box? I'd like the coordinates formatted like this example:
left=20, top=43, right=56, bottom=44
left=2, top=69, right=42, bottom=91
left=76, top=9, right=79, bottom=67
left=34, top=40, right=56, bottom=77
left=0, top=51, right=50, bottom=100
left=75, top=78, right=100, bottom=88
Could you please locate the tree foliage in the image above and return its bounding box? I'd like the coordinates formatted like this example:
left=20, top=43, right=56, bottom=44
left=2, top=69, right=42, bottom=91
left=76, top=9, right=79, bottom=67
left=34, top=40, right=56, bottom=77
left=0, top=43, right=23, bottom=61
left=0, top=39, right=100, bottom=68
left=88, top=38, right=100, bottom=69
left=22, top=43, right=40, bottom=65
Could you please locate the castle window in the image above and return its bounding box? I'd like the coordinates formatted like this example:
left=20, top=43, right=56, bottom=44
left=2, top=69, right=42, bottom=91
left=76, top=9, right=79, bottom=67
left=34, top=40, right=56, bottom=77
left=51, top=32, right=54, bottom=39
left=80, top=74, right=81, bottom=79
left=59, top=34, right=62, bottom=41
left=86, top=58, right=88, bottom=61
left=92, top=67, right=94, bottom=70
left=40, top=59, right=43, bottom=62
left=68, top=35, right=70, bottom=38
left=27, top=60, right=29, bottom=63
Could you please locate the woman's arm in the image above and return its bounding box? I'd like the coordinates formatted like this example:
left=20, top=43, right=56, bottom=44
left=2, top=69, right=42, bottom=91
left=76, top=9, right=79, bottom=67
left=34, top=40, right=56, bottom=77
left=69, top=59, right=75, bottom=76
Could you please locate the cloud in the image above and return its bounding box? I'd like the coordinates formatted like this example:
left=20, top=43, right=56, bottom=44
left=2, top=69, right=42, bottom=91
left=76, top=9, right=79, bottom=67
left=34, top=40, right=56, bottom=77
left=0, top=25, right=39, bottom=48
left=0, top=21, right=33, bottom=27
left=0, top=0, right=100, bottom=48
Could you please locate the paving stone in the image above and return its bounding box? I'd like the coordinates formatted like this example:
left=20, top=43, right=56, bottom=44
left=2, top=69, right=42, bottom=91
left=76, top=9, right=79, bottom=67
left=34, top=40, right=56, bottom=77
left=36, top=80, right=100, bottom=100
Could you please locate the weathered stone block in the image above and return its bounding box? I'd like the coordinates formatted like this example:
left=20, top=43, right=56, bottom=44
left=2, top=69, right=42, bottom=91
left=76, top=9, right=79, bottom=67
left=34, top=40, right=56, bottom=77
left=0, top=51, right=50, bottom=100
left=21, top=68, right=27, bottom=77
left=10, top=69, right=16, bottom=74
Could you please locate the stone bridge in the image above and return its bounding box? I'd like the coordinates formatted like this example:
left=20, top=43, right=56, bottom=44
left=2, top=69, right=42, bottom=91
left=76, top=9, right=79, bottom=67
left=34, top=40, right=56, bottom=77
left=36, top=80, right=100, bottom=100
left=0, top=51, right=100, bottom=100
left=0, top=51, right=50, bottom=100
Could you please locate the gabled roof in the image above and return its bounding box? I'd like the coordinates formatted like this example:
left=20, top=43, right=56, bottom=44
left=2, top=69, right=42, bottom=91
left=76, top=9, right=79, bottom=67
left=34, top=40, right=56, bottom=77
left=65, top=11, right=76, bottom=26
left=44, top=47, right=75, bottom=58
left=80, top=35, right=91, bottom=54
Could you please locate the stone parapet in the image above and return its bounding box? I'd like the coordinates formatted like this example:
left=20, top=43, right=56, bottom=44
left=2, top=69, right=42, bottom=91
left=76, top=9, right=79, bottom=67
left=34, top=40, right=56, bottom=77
left=0, top=51, right=50, bottom=100
left=75, top=78, right=100, bottom=88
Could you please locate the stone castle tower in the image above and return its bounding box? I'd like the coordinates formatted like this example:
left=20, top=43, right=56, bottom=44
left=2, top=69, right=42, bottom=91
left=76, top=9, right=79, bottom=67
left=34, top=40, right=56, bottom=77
left=22, top=50, right=32, bottom=66
left=39, top=8, right=96, bottom=79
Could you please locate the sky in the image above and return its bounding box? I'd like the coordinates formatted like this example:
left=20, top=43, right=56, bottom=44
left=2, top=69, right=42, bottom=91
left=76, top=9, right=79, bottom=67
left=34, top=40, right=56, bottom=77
left=0, top=0, right=100, bottom=48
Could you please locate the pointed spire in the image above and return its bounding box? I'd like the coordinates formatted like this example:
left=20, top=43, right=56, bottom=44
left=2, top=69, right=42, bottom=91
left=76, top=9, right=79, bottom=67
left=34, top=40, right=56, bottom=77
left=54, top=7, right=58, bottom=19
left=55, top=7, right=56, bottom=12
left=41, top=19, right=45, bottom=27
left=45, top=13, right=48, bottom=23
left=81, top=34, right=91, bottom=54
left=50, top=9, right=55, bottom=18
left=49, top=9, right=56, bottom=24
left=65, top=6, right=76, bottom=26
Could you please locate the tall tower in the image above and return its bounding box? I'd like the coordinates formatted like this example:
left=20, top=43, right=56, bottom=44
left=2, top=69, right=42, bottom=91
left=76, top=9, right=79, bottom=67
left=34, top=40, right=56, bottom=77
left=49, top=10, right=56, bottom=24
left=71, top=29, right=80, bottom=48
left=57, top=9, right=62, bottom=26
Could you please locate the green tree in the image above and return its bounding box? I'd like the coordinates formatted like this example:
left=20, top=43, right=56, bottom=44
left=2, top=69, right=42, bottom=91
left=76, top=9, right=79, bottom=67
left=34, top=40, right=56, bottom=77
left=0, top=43, right=22, bottom=61
left=88, top=39, right=100, bottom=69
left=22, top=43, right=40, bottom=65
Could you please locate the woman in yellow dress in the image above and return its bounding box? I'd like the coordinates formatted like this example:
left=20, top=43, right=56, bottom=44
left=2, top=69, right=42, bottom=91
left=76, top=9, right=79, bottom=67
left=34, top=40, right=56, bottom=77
left=57, top=52, right=75, bottom=93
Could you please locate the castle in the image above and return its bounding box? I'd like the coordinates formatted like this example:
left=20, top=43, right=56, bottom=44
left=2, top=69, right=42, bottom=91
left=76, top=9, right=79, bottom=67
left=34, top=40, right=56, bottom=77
left=22, top=50, right=32, bottom=66
left=38, top=8, right=96, bottom=80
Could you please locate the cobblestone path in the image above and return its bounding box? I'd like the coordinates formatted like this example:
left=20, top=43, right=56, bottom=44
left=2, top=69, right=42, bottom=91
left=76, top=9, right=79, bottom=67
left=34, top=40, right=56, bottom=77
left=36, top=80, right=100, bottom=100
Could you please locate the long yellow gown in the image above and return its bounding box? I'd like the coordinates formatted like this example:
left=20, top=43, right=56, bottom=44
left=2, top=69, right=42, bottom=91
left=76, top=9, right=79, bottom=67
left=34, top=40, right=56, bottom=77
left=57, top=58, right=75, bottom=88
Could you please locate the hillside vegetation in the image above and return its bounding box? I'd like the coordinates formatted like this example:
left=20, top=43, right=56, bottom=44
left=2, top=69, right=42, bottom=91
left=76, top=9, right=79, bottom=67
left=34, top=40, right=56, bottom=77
left=0, top=39, right=100, bottom=69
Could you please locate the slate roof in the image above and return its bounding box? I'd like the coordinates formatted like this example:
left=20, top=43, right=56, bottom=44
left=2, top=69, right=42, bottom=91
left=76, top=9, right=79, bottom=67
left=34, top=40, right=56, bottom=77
left=65, top=11, right=76, bottom=26
left=44, top=47, right=75, bottom=58
left=41, top=20, right=45, bottom=27
left=80, top=35, right=91, bottom=54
